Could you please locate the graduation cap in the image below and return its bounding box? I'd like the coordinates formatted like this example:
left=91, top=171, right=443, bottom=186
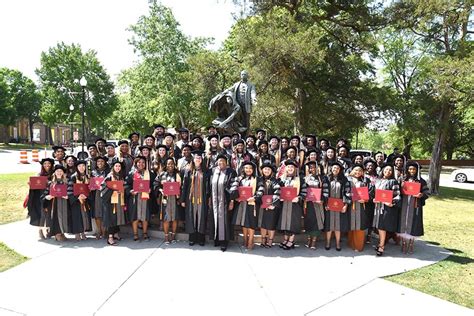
left=181, top=144, right=193, bottom=151
left=338, top=145, right=350, bottom=152
left=246, top=135, right=257, bottom=142
left=128, top=132, right=140, bottom=139
left=260, top=161, right=276, bottom=172
left=305, top=160, right=317, bottom=168
left=75, top=160, right=87, bottom=167
left=118, top=139, right=129, bottom=146
left=164, top=132, right=175, bottom=139
left=284, top=159, right=298, bottom=167
left=234, top=139, right=245, bottom=146
left=143, top=134, right=155, bottom=141
left=363, top=159, right=376, bottom=167
left=290, top=135, right=301, bottom=142
left=105, top=142, right=116, bottom=148
left=139, top=145, right=152, bottom=152
left=156, top=144, right=167, bottom=151
left=207, top=134, right=219, bottom=141
left=216, top=154, right=228, bottom=162
left=53, top=164, right=66, bottom=172
left=178, top=127, right=189, bottom=133
left=268, top=135, right=280, bottom=142
left=258, top=140, right=269, bottom=147
left=95, top=138, right=106, bottom=144
left=286, top=146, right=298, bottom=153
left=241, top=161, right=256, bottom=169
left=329, top=161, right=344, bottom=169
left=77, top=151, right=89, bottom=160
left=191, top=150, right=204, bottom=157
left=221, top=134, right=232, bottom=140
left=39, top=158, right=54, bottom=165
left=64, top=154, right=77, bottom=162
left=52, top=145, right=66, bottom=152
left=207, top=125, right=216, bottom=130
left=255, top=128, right=266, bottom=134
left=191, top=135, right=204, bottom=143
left=164, top=156, right=176, bottom=164
left=94, top=156, right=107, bottom=163
left=154, top=124, right=165, bottom=129
left=87, top=144, right=97, bottom=150
left=134, top=155, right=147, bottom=165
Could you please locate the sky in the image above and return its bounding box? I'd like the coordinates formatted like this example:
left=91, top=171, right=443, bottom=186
left=0, top=0, right=237, bottom=82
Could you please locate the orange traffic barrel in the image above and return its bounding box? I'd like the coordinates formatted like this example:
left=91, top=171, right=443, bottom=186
left=19, top=151, right=30, bottom=164
left=31, top=149, right=39, bottom=162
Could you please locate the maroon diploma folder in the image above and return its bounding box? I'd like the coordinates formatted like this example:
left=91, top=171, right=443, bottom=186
left=238, top=186, right=253, bottom=202
left=73, top=183, right=90, bottom=196
left=133, top=179, right=150, bottom=193
left=327, top=198, right=344, bottom=212
left=50, top=184, right=67, bottom=197
left=374, top=189, right=393, bottom=203
left=306, top=188, right=322, bottom=202
left=261, top=195, right=274, bottom=209
left=163, top=182, right=180, bottom=196
left=89, top=177, right=104, bottom=190
left=352, top=186, right=369, bottom=201
left=281, top=187, right=297, bottom=201
left=106, top=180, right=124, bottom=192
left=29, top=176, right=48, bottom=190
left=402, top=182, right=421, bottom=196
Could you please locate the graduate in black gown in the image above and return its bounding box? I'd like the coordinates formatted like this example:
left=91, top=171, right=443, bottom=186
left=230, top=161, right=259, bottom=250
left=277, top=159, right=307, bottom=250
left=27, top=158, right=54, bottom=239
left=373, top=164, right=401, bottom=256
left=180, top=151, right=209, bottom=246
left=101, top=161, right=127, bottom=246
left=398, top=161, right=429, bottom=254
left=230, top=139, right=253, bottom=175
left=153, top=157, right=182, bottom=244
left=323, top=161, right=352, bottom=251
left=256, top=140, right=276, bottom=175
left=90, top=156, right=109, bottom=239
left=68, top=160, right=92, bottom=241
left=256, top=161, right=281, bottom=248
left=303, top=161, right=325, bottom=250
left=209, top=154, right=236, bottom=252
left=126, top=156, right=155, bottom=241
left=41, top=165, right=70, bottom=241
left=364, top=159, right=378, bottom=243
left=205, top=134, right=225, bottom=170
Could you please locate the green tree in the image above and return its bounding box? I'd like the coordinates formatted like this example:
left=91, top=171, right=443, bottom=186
left=389, top=0, right=473, bottom=194
left=36, top=42, right=117, bottom=142
left=0, top=68, right=42, bottom=144
left=114, top=1, right=209, bottom=136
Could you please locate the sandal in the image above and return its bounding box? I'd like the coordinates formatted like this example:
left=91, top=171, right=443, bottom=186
left=164, top=234, right=170, bottom=245
left=80, top=233, right=87, bottom=240
left=279, top=240, right=288, bottom=248
left=266, top=238, right=273, bottom=248
left=107, top=237, right=117, bottom=246
left=401, top=239, right=407, bottom=254
left=305, top=236, right=312, bottom=248
left=170, top=232, right=177, bottom=244
left=75, top=234, right=81, bottom=241
left=375, top=245, right=384, bottom=256
left=260, top=237, right=268, bottom=248
left=283, top=240, right=295, bottom=250
left=143, top=233, right=150, bottom=241
left=133, top=234, right=139, bottom=242
left=408, top=239, right=414, bottom=254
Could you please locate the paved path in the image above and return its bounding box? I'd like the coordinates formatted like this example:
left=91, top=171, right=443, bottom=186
left=0, top=220, right=472, bottom=316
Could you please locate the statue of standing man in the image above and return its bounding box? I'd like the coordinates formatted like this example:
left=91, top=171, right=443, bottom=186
left=226, top=70, right=257, bottom=132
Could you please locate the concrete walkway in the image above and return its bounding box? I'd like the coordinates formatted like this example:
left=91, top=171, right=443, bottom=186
left=0, top=220, right=472, bottom=316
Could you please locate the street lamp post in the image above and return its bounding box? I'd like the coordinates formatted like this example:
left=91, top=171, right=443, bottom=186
left=79, top=76, right=87, bottom=154
left=69, top=104, right=74, bottom=153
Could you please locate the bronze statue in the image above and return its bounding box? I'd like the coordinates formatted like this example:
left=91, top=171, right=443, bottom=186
left=208, top=70, right=257, bottom=135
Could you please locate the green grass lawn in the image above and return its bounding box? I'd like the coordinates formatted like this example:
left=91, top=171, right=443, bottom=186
left=0, top=143, right=47, bottom=151
left=386, top=187, right=474, bottom=308
left=0, top=173, right=33, bottom=272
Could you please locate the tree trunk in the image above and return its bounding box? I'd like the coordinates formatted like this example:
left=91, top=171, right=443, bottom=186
left=428, top=103, right=452, bottom=195
left=294, top=87, right=304, bottom=135
left=28, top=117, right=34, bottom=146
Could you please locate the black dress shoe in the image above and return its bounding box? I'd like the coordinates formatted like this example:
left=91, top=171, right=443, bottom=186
left=199, top=242, right=205, bottom=246
left=220, top=246, right=227, bottom=252
left=325, top=245, right=331, bottom=250
left=336, top=247, right=342, bottom=251
left=189, top=241, right=195, bottom=246
left=214, top=241, right=219, bottom=247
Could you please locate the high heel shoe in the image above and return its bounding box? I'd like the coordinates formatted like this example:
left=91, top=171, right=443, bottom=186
left=143, top=233, right=150, bottom=241
left=283, top=241, right=295, bottom=250
left=375, top=245, right=384, bottom=256
left=107, top=237, right=117, bottom=246
left=305, top=236, right=312, bottom=248
left=310, top=238, right=317, bottom=250
left=279, top=240, right=288, bottom=248
left=260, top=237, right=268, bottom=248
left=133, top=234, right=139, bottom=242
left=267, top=238, right=273, bottom=248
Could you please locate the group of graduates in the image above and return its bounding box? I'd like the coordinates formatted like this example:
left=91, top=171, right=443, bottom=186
left=26, top=124, right=429, bottom=255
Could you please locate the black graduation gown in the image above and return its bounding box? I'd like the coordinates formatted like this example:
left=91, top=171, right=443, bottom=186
left=68, top=174, right=92, bottom=234
left=322, top=176, right=352, bottom=232
left=89, top=168, right=108, bottom=219
left=304, top=174, right=325, bottom=232
left=153, top=171, right=183, bottom=221
left=255, top=176, right=281, bottom=230
left=180, top=168, right=210, bottom=234
left=101, top=175, right=127, bottom=229
left=230, top=176, right=259, bottom=229
left=27, top=173, right=52, bottom=227
left=373, top=178, right=401, bottom=231
left=41, top=180, right=70, bottom=235
left=348, top=176, right=374, bottom=231
left=398, top=177, right=429, bottom=237
left=209, top=167, right=236, bottom=241
left=277, top=175, right=306, bottom=234
left=125, top=170, right=155, bottom=222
